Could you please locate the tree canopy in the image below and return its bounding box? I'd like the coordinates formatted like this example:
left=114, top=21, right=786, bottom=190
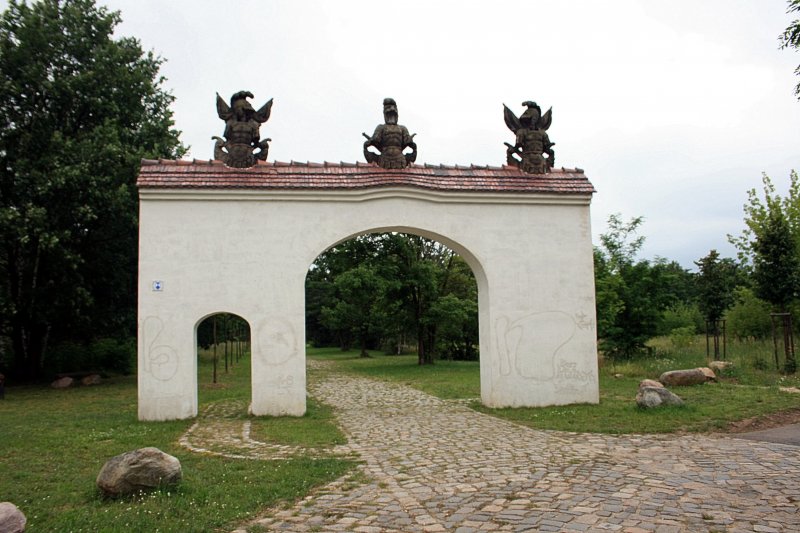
left=781, top=0, right=800, bottom=99
left=694, top=249, right=738, bottom=325
left=306, top=233, right=478, bottom=364
left=0, top=0, right=185, bottom=379
left=594, top=214, right=697, bottom=359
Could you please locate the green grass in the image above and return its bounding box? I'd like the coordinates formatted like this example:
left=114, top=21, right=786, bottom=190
left=197, top=346, right=347, bottom=449
left=643, top=334, right=800, bottom=387
left=308, top=346, right=479, bottom=399
left=474, top=375, right=800, bottom=434
left=308, top=340, right=800, bottom=435
left=247, top=396, right=348, bottom=448
left=0, top=347, right=355, bottom=533
left=5, top=338, right=800, bottom=530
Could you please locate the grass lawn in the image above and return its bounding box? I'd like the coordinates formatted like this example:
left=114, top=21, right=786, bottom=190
left=5, top=337, right=800, bottom=531
left=308, top=338, right=800, bottom=435
left=0, top=347, right=355, bottom=533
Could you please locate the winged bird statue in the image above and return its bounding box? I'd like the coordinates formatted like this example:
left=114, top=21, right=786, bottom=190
left=212, top=91, right=273, bottom=168
left=503, top=101, right=555, bottom=174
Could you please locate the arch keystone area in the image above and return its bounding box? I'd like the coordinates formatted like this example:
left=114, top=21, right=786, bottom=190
left=136, top=160, right=599, bottom=421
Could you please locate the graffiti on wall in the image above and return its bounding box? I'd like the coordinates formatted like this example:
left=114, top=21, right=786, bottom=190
left=496, top=311, right=595, bottom=390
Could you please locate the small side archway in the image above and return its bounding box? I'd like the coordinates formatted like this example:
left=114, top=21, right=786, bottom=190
left=195, top=312, right=252, bottom=407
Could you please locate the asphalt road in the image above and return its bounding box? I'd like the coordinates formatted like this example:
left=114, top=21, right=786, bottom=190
left=738, top=423, right=800, bottom=446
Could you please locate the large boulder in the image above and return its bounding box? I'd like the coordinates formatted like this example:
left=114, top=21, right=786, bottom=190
left=636, top=386, right=684, bottom=409
left=659, top=367, right=716, bottom=387
left=96, top=447, right=182, bottom=498
left=0, top=502, right=26, bottom=533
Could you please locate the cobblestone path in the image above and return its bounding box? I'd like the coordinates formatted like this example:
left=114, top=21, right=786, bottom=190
left=221, top=364, right=800, bottom=532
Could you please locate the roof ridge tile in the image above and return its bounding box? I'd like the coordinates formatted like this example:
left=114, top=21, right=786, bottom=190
left=136, top=159, right=594, bottom=194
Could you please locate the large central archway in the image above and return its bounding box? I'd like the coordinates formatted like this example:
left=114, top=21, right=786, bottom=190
left=136, top=160, right=599, bottom=420
left=306, top=227, right=488, bottom=367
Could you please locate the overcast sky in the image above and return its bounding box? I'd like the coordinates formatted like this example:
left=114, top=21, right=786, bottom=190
left=9, top=0, right=800, bottom=269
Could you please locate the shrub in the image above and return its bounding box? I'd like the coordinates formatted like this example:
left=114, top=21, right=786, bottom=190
left=668, top=326, right=697, bottom=348
left=753, top=356, right=770, bottom=371
left=725, top=287, right=772, bottom=339
left=90, top=337, right=135, bottom=374
left=45, top=337, right=135, bottom=377
left=658, top=304, right=703, bottom=335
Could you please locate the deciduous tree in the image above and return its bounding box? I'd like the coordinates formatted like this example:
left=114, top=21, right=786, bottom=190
left=594, top=214, right=693, bottom=359
left=781, top=0, right=800, bottom=99
left=728, top=171, right=800, bottom=265
left=0, top=0, right=185, bottom=379
left=321, top=265, right=393, bottom=358
left=730, top=172, right=800, bottom=372
left=694, top=250, right=738, bottom=326
left=306, top=232, right=479, bottom=363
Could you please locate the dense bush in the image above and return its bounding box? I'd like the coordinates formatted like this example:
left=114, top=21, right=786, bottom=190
left=725, top=288, right=773, bottom=339
left=658, top=304, right=703, bottom=336
left=46, top=337, right=135, bottom=377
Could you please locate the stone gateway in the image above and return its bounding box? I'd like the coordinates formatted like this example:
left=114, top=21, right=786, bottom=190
left=136, top=160, right=599, bottom=420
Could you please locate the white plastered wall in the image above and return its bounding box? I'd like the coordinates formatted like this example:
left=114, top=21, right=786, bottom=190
left=137, top=187, right=599, bottom=420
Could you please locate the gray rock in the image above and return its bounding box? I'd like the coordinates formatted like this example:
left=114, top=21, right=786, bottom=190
left=96, top=447, right=182, bottom=497
left=50, top=376, right=73, bottom=389
left=659, top=368, right=715, bottom=386
left=81, top=374, right=102, bottom=386
left=636, top=386, right=684, bottom=409
left=0, top=502, right=26, bottom=533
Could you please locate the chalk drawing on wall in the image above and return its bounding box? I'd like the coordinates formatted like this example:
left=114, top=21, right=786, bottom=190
left=496, top=310, right=597, bottom=390
left=141, top=316, right=179, bottom=381
left=255, top=317, right=298, bottom=366
left=496, top=311, right=576, bottom=380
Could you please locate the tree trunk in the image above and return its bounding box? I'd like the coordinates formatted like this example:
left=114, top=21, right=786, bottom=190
left=417, top=329, right=425, bottom=365
left=11, top=320, right=48, bottom=381
left=212, top=317, right=218, bottom=384
left=783, top=308, right=796, bottom=373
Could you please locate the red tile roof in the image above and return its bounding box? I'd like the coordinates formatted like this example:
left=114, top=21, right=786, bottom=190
left=137, top=159, right=595, bottom=195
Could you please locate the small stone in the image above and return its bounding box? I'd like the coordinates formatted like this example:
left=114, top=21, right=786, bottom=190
left=0, top=502, right=26, bottom=533
left=96, top=447, right=182, bottom=497
left=81, top=374, right=102, bottom=386
left=51, top=376, right=74, bottom=389
left=753, top=525, right=780, bottom=533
